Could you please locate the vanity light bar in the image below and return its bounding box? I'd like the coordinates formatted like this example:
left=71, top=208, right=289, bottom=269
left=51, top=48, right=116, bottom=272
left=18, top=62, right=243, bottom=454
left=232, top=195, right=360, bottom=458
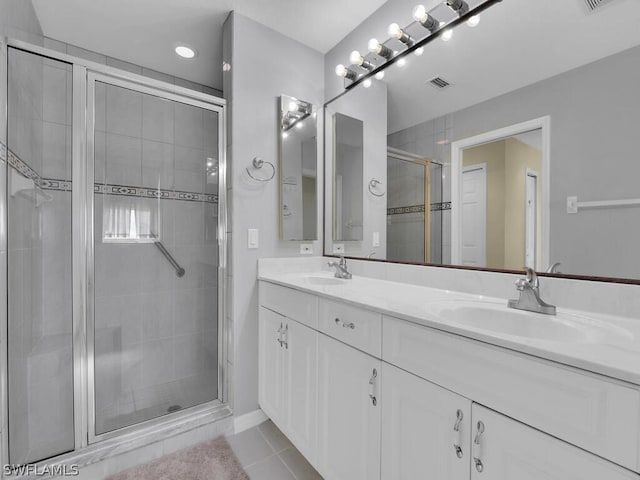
left=332, top=0, right=503, bottom=94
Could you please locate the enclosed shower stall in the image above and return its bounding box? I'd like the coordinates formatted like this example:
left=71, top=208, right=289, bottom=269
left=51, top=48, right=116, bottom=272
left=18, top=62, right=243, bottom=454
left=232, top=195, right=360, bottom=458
left=1, top=41, right=227, bottom=467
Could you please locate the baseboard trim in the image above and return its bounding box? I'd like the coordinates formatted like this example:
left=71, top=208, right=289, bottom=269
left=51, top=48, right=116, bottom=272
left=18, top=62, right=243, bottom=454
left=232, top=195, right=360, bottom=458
left=233, top=409, right=268, bottom=434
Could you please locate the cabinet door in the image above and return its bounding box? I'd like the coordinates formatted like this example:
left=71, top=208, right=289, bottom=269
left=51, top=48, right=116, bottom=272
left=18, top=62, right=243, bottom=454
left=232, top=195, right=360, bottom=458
left=471, top=404, right=638, bottom=480
left=381, top=363, right=471, bottom=480
left=317, top=335, right=381, bottom=480
left=285, top=319, right=318, bottom=464
left=258, top=307, right=286, bottom=426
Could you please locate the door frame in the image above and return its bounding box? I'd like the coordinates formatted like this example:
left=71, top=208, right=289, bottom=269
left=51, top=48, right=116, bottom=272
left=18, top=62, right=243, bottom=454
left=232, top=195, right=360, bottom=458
left=461, top=163, right=487, bottom=267
left=525, top=168, right=540, bottom=270
left=451, top=116, right=550, bottom=268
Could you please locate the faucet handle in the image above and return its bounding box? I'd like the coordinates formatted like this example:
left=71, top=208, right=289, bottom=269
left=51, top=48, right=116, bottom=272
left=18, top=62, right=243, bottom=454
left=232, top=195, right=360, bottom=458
left=515, top=278, right=529, bottom=291
left=525, top=267, right=539, bottom=289
left=339, top=255, right=347, bottom=267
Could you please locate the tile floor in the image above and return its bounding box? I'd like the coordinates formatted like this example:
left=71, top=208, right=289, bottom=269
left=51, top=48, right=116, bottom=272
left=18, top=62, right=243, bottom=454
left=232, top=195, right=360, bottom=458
left=226, top=420, right=323, bottom=480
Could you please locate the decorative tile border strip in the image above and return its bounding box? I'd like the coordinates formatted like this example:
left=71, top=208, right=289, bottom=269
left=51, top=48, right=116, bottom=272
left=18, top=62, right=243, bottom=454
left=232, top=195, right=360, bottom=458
left=387, top=202, right=452, bottom=215
left=1, top=141, right=217, bottom=203
left=387, top=204, right=425, bottom=215
left=95, top=183, right=217, bottom=203
left=431, top=202, right=451, bottom=211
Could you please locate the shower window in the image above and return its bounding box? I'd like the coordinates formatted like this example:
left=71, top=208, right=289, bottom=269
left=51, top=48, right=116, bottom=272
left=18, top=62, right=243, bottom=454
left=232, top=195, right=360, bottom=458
left=102, top=197, right=158, bottom=243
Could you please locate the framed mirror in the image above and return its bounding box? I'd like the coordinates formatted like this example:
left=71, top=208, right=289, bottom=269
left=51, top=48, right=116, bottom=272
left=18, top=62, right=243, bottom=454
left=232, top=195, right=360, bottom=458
left=324, top=0, right=640, bottom=282
left=279, top=95, right=317, bottom=241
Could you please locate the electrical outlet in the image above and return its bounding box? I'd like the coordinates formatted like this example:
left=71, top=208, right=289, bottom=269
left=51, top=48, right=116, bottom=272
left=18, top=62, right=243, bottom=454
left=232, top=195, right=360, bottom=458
left=333, top=244, right=345, bottom=253
left=300, top=244, right=313, bottom=255
left=372, top=232, right=380, bottom=247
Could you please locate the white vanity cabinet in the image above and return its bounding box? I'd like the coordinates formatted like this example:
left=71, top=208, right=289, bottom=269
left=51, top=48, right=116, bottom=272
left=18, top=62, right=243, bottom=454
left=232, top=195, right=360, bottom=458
left=258, top=306, right=318, bottom=463
left=317, top=334, right=381, bottom=480
left=258, top=280, right=640, bottom=480
left=381, top=363, right=471, bottom=480
left=470, top=404, right=638, bottom=480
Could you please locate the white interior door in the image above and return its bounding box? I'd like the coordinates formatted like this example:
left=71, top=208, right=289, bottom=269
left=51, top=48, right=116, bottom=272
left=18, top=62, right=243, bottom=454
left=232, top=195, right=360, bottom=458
left=525, top=171, right=538, bottom=269
left=462, top=165, right=487, bottom=267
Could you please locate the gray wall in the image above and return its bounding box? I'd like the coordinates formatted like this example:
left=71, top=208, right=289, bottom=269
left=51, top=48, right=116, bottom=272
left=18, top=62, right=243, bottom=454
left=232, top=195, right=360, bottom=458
left=223, top=12, right=324, bottom=417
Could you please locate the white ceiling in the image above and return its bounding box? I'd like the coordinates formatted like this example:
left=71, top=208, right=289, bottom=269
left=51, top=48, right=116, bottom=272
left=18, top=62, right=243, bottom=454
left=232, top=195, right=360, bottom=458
left=31, top=0, right=388, bottom=89
left=381, top=0, right=640, bottom=133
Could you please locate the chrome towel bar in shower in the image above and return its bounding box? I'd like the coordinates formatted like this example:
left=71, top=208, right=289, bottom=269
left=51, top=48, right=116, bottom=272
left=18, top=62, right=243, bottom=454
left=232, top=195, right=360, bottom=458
left=153, top=239, right=186, bottom=277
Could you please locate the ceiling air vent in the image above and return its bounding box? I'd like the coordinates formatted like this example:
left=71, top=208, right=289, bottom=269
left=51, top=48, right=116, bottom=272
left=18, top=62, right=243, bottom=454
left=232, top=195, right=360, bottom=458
left=584, top=0, right=615, bottom=11
left=429, top=76, right=451, bottom=90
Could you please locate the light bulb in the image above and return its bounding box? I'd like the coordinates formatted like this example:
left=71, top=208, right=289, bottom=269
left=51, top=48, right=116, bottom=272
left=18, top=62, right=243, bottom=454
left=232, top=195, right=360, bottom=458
left=363, top=79, right=372, bottom=88
left=368, top=38, right=381, bottom=53
left=412, top=4, right=427, bottom=22
left=350, top=50, right=363, bottom=65
left=415, top=47, right=424, bottom=56
left=282, top=132, right=289, bottom=139
left=367, top=38, right=393, bottom=60
left=397, top=58, right=406, bottom=67
left=288, top=101, right=298, bottom=112
left=375, top=71, right=385, bottom=80
left=335, top=64, right=347, bottom=77
left=467, top=15, right=480, bottom=27
left=442, top=29, right=453, bottom=42
left=388, top=23, right=401, bottom=38
left=296, top=121, right=304, bottom=129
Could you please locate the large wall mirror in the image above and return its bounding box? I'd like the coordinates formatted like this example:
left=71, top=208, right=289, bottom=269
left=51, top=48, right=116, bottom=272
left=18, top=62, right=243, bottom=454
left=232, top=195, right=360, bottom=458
left=280, top=95, right=318, bottom=240
left=324, top=0, right=640, bottom=282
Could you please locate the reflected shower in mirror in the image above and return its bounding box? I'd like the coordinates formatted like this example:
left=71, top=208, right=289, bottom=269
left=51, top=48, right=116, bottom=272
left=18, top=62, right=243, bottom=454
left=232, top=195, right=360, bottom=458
left=324, top=0, right=640, bottom=282
left=333, top=113, right=364, bottom=242
left=279, top=95, right=318, bottom=241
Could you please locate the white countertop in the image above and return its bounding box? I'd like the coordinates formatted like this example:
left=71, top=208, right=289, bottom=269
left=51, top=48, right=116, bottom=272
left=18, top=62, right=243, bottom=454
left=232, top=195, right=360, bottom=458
left=258, top=269, right=640, bottom=387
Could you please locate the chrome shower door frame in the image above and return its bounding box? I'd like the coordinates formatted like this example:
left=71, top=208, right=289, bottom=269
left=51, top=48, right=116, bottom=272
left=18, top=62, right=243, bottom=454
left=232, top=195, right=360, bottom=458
left=0, top=38, right=230, bottom=469
left=85, top=71, right=228, bottom=444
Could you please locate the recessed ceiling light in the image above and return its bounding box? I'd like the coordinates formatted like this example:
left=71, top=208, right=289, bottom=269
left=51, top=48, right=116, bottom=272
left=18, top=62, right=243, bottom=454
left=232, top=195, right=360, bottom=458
left=175, top=45, right=196, bottom=59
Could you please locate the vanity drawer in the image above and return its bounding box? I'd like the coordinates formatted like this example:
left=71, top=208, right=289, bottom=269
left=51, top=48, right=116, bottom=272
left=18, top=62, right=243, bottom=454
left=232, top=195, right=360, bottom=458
left=259, top=282, right=318, bottom=329
left=318, top=299, right=382, bottom=357
left=383, top=315, right=640, bottom=472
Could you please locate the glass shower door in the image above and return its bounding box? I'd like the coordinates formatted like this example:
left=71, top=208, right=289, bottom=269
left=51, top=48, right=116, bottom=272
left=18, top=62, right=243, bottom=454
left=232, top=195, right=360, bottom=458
left=6, top=48, right=75, bottom=464
left=89, top=75, right=221, bottom=438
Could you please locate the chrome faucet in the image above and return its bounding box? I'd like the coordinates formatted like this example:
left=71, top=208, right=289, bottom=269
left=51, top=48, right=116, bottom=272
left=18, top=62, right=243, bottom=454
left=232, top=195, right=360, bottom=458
left=328, top=256, right=352, bottom=279
left=508, top=268, right=556, bottom=315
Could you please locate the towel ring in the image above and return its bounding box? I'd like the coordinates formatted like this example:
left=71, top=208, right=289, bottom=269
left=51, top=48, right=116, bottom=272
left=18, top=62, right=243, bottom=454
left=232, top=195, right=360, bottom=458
left=368, top=179, right=385, bottom=197
left=247, top=157, right=276, bottom=182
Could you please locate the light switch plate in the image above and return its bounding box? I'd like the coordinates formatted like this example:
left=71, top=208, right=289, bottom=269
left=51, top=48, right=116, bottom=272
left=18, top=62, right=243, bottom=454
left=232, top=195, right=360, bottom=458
left=248, top=228, right=259, bottom=249
left=333, top=244, right=345, bottom=253
left=372, top=232, right=380, bottom=247
left=300, top=244, right=313, bottom=255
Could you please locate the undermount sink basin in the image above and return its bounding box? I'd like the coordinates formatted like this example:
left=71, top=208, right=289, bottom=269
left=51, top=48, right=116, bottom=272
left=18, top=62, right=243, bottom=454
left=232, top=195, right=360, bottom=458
left=436, top=302, right=632, bottom=343
left=304, top=276, right=346, bottom=286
